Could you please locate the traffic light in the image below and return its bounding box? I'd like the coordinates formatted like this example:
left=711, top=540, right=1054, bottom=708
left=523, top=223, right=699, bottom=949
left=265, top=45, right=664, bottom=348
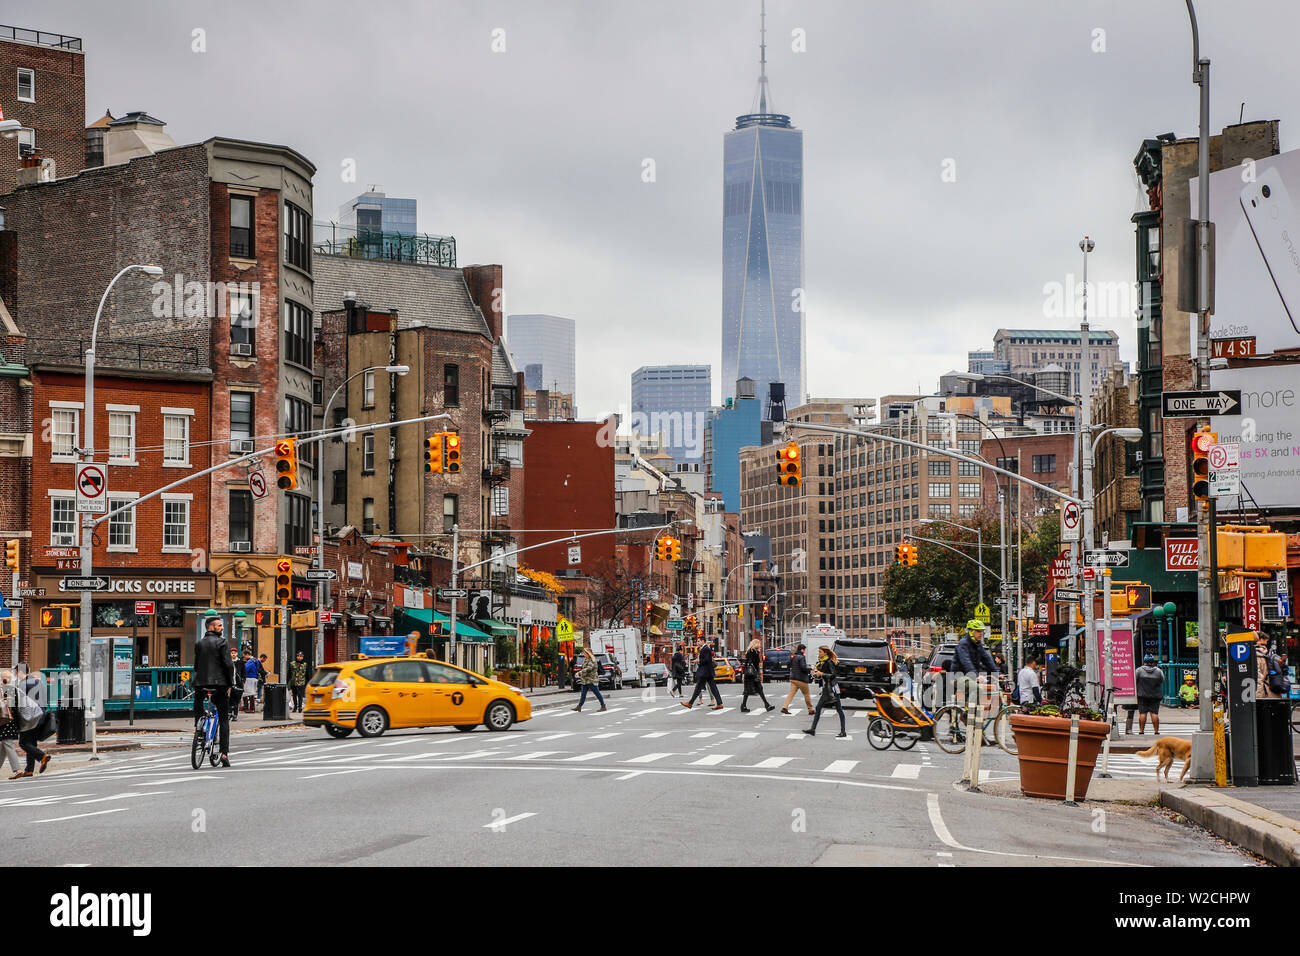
left=655, top=536, right=671, bottom=561
left=1190, top=426, right=1217, bottom=504
left=669, top=537, right=682, bottom=561
left=424, top=435, right=443, bottom=473
left=905, top=544, right=918, bottom=567
left=39, top=604, right=78, bottom=630
left=444, top=433, right=461, bottom=473
left=776, top=442, right=801, bottom=486
left=0, top=619, right=11, bottom=639
left=253, top=607, right=283, bottom=627
left=275, top=557, right=292, bottom=605
left=644, top=601, right=653, bottom=619
left=1124, top=584, right=1152, bottom=612
left=4, top=538, right=18, bottom=571
left=895, top=544, right=905, bottom=566
left=274, top=438, right=298, bottom=490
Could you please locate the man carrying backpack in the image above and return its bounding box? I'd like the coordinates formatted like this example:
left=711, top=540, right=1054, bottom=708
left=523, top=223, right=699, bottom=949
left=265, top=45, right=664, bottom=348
left=11, top=663, right=51, bottom=779
left=1257, top=634, right=1289, bottom=699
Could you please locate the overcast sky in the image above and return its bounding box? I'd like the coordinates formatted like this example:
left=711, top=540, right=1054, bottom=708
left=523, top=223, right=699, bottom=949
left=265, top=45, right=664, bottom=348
left=47, top=0, right=1300, bottom=417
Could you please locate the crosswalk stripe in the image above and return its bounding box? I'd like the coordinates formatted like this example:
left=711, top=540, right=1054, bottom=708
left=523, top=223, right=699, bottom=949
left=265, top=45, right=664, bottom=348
left=787, top=733, right=806, bottom=739
left=689, top=754, right=733, bottom=766
left=891, top=765, right=922, bottom=779
left=300, top=769, right=368, bottom=779
left=537, top=732, right=575, bottom=741
left=591, top=732, right=621, bottom=739
left=506, top=751, right=562, bottom=761
left=443, top=750, right=504, bottom=761
left=383, top=752, right=451, bottom=762
left=641, top=732, right=669, bottom=738
left=623, top=752, right=674, bottom=764
left=708, top=708, right=732, bottom=716
left=823, top=760, right=858, bottom=774
left=738, top=732, right=759, bottom=739
left=562, top=752, right=615, bottom=762
left=746, top=757, right=794, bottom=769
left=690, top=732, right=716, bottom=739
left=72, top=791, right=172, bottom=804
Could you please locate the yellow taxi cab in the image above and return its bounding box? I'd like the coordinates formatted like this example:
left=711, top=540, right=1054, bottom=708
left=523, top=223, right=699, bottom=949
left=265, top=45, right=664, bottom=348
left=302, top=653, right=532, bottom=738
left=713, top=657, right=736, bottom=682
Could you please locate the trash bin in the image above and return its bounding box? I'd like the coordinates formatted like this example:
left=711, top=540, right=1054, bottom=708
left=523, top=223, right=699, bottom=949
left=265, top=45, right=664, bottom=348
left=262, top=683, right=288, bottom=721
left=56, top=707, right=86, bottom=745
left=1255, top=699, right=1296, bottom=785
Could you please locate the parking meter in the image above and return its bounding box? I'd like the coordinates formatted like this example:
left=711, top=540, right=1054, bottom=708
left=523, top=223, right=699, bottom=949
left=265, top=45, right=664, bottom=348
left=1224, top=632, right=1258, bottom=787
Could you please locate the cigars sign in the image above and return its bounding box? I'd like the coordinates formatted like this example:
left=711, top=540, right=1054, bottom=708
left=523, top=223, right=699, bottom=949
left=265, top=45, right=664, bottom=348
left=1164, top=538, right=1199, bottom=572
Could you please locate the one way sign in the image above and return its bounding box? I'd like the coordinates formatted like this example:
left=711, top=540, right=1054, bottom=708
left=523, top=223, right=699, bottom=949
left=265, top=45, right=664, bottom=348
left=1162, top=390, right=1242, bottom=418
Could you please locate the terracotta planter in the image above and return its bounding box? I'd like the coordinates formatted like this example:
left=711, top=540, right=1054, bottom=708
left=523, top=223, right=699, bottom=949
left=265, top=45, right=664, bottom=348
left=1010, top=714, right=1112, bottom=800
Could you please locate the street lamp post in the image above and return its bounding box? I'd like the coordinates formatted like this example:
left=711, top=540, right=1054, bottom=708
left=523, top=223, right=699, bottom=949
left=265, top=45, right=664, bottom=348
left=79, top=264, right=163, bottom=747
left=316, top=364, right=409, bottom=665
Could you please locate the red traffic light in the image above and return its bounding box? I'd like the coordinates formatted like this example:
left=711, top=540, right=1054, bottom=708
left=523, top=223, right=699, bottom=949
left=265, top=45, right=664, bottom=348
left=1191, top=430, right=1216, bottom=454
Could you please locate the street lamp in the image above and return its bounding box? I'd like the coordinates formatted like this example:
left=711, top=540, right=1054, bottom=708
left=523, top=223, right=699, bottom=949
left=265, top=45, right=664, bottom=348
left=78, top=264, right=164, bottom=746
left=316, top=364, right=410, bottom=664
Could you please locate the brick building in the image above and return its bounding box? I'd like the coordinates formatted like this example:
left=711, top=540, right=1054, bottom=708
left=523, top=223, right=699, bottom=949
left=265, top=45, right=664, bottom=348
left=979, top=432, right=1074, bottom=519
left=521, top=420, right=616, bottom=574
left=0, top=25, right=84, bottom=195
left=1092, top=365, right=1142, bottom=544
left=0, top=298, right=30, bottom=666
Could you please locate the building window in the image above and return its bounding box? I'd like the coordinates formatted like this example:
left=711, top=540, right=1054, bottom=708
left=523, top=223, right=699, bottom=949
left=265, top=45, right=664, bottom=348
left=51, top=496, right=77, bottom=546
left=312, top=378, right=323, bottom=407
left=16, top=127, right=34, bottom=158
left=362, top=433, right=375, bottom=473
left=928, top=482, right=951, bottom=499
left=443, top=364, right=460, bottom=407
left=228, top=289, right=255, bottom=352
left=958, top=482, right=981, bottom=499
left=1148, top=409, right=1163, bottom=459
left=496, top=438, right=523, bottom=466
left=163, top=414, right=190, bottom=466
left=162, top=498, right=190, bottom=550
left=363, top=498, right=375, bottom=536
left=51, top=406, right=79, bottom=460
left=957, top=461, right=980, bottom=477
left=1031, top=454, right=1057, bottom=474
left=958, top=504, right=976, bottom=518
left=332, top=470, right=346, bottom=505
left=229, top=490, right=253, bottom=546
left=107, top=497, right=136, bottom=550
left=285, top=395, right=314, bottom=470
left=928, top=503, right=951, bottom=518
left=283, top=300, right=313, bottom=370
left=230, top=392, right=254, bottom=445
left=108, top=410, right=136, bottom=463
left=928, top=460, right=950, bottom=477
left=443, top=494, right=458, bottom=533
left=230, top=195, right=254, bottom=258
left=283, top=493, right=310, bottom=550
left=491, top=485, right=509, bottom=517
left=362, top=370, right=376, bottom=409
left=284, top=201, right=311, bottom=272
left=17, top=68, right=35, bottom=103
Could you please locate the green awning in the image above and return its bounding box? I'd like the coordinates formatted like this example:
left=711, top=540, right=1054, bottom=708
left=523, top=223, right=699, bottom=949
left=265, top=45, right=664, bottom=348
left=393, top=607, right=493, bottom=643
left=476, top=618, right=517, bottom=638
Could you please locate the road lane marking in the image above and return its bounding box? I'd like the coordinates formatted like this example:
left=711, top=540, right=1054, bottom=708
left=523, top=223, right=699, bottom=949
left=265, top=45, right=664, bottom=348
left=708, top=707, right=732, bottom=715
left=506, top=751, right=562, bottom=761
left=924, top=793, right=1143, bottom=866
left=746, top=757, right=794, bottom=769
left=32, top=807, right=131, bottom=824
left=483, top=812, right=536, bottom=830
left=787, top=733, right=806, bottom=740
left=690, top=732, right=717, bottom=739
left=72, top=791, right=172, bottom=804
left=623, top=752, right=675, bottom=763
left=689, top=754, right=733, bottom=766
left=300, top=769, right=369, bottom=779
left=591, top=732, right=622, bottom=739
left=641, top=732, right=669, bottom=738
left=562, top=752, right=615, bottom=761
left=443, top=750, right=504, bottom=761
left=822, top=760, right=858, bottom=774
left=383, top=753, right=452, bottom=762
left=631, top=707, right=668, bottom=716
left=738, top=732, right=759, bottom=738
left=615, top=771, right=644, bottom=780
left=537, top=733, right=575, bottom=741
left=891, top=765, right=922, bottom=779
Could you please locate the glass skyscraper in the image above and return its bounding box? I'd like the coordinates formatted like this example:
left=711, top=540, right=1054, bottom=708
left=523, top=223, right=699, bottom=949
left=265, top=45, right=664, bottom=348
left=337, top=189, right=417, bottom=237
left=631, top=365, right=712, bottom=465
left=721, top=22, right=804, bottom=408
left=507, top=314, right=577, bottom=399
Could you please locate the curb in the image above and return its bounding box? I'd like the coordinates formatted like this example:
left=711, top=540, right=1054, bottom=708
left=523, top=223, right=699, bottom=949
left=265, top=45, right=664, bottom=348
left=44, top=740, right=142, bottom=755
left=1160, top=787, right=1300, bottom=867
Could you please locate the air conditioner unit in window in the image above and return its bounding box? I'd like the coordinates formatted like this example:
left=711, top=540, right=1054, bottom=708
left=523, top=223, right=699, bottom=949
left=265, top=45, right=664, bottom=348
left=230, top=541, right=252, bottom=553
left=231, top=439, right=254, bottom=454
left=1262, top=601, right=1283, bottom=624
left=231, top=343, right=253, bottom=356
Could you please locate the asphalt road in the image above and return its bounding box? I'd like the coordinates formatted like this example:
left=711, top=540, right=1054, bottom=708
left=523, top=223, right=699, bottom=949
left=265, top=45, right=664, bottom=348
left=1, top=683, right=1255, bottom=867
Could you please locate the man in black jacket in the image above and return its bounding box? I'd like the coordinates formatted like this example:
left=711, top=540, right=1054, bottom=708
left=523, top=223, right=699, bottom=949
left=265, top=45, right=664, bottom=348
left=193, top=617, right=234, bottom=766
left=683, top=644, right=724, bottom=710
left=781, top=643, right=815, bottom=714
left=670, top=649, right=687, bottom=697
left=955, top=620, right=998, bottom=706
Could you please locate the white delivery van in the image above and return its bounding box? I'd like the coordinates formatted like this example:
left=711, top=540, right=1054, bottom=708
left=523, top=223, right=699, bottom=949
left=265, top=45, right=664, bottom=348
left=589, top=628, right=643, bottom=688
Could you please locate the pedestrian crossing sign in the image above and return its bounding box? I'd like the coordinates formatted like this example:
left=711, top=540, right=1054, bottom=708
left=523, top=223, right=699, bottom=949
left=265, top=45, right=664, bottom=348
left=973, top=603, right=991, bottom=624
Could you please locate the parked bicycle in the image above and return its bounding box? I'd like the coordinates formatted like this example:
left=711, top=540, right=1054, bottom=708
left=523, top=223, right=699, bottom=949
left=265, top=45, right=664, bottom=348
left=931, top=677, right=1021, bottom=756
left=190, top=689, right=222, bottom=770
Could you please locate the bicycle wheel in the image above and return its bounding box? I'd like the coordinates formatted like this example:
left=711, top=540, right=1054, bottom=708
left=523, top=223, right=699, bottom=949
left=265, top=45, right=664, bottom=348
left=208, top=729, right=221, bottom=766
left=866, top=717, right=894, bottom=751
left=931, top=706, right=967, bottom=755
left=981, top=716, right=1000, bottom=748
left=995, top=711, right=1018, bottom=755
left=190, top=725, right=205, bottom=770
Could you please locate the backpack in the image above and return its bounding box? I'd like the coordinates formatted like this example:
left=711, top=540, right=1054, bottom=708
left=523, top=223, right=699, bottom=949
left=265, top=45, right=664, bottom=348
left=1267, top=653, right=1289, bottom=695
left=1010, top=682, right=1021, bottom=704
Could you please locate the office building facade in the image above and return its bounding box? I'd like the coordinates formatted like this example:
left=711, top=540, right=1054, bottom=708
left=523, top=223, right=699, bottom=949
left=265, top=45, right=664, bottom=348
left=630, top=365, right=711, bottom=465
left=506, top=313, right=576, bottom=400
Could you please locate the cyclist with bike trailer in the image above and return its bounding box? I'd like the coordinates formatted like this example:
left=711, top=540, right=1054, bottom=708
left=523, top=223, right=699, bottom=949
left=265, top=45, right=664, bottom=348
left=193, top=617, right=234, bottom=767
left=955, top=619, right=998, bottom=703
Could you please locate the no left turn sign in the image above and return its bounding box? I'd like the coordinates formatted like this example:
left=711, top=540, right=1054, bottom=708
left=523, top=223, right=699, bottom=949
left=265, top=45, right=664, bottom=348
left=76, top=463, right=108, bottom=514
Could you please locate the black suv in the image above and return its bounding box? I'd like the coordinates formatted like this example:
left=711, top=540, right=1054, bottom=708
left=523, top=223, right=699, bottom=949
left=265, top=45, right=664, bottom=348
left=571, top=653, right=621, bottom=690
left=830, top=639, right=896, bottom=699
left=761, top=648, right=792, bottom=682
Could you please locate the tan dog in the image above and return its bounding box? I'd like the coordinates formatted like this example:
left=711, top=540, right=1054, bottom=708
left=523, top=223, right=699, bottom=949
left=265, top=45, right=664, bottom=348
left=1136, top=736, right=1193, bottom=782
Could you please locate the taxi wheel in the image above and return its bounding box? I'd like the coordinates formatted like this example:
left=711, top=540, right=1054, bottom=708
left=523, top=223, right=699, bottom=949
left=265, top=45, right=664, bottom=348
left=324, top=724, right=354, bottom=738
left=356, top=706, right=389, bottom=738
left=484, top=700, right=515, bottom=732
left=454, top=724, right=477, bottom=732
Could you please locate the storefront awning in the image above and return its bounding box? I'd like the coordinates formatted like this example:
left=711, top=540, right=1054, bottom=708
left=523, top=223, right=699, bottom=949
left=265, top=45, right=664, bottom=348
left=371, top=616, right=392, bottom=626
left=431, top=611, right=493, bottom=643
left=476, top=618, right=517, bottom=638
left=348, top=614, right=368, bottom=626
left=395, top=607, right=493, bottom=643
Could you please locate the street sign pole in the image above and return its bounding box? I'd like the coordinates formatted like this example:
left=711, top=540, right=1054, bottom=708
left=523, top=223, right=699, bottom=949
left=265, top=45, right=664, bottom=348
left=9, top=569, right=17, bottom=680
left=449, top=524, right=459, bottom=667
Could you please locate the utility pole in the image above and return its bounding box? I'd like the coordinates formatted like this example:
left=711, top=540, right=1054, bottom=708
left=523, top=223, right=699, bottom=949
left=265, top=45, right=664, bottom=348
left=448, top=523, right=460, bottom=667
left=1079, top=237, right=1097, bottom=706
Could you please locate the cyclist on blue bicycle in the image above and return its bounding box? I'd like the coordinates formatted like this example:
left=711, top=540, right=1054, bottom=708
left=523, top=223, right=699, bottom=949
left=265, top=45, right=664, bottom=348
left=193, top=616, right=234, bottom=767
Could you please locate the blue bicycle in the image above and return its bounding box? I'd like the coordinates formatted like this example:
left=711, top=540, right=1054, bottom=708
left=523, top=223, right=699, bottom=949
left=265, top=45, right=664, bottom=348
left=191, top=689, right=222, bottom=769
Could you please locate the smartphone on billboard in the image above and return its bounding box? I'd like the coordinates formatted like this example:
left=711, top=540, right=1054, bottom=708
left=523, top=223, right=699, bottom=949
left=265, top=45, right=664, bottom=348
left=1240, top=167, right=1300, bottom=335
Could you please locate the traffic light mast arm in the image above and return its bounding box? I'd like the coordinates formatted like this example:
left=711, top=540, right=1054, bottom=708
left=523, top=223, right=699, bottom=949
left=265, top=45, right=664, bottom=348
left=86, top=413, right=451, bottom=529
left=788, top=422, right=1083, bottom=507
left=453, top=521, right=689, bottom=578
left=693, top=598, right=775, bottom=616
left=904, top=533, right=1003, bottom=581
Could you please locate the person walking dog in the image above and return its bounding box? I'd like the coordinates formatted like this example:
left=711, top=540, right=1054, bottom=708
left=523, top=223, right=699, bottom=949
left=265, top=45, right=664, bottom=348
left=740, top=639, right=775, bottom=713
left=781, top=643, right=815, bottom=714
left=572, top=647, right=607, bottom=713
left=803, top=646, right=847, bottom=738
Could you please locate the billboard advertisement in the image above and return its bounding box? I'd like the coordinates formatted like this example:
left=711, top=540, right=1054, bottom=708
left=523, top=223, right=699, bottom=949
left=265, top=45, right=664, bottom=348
left=1210, top=364, right=1300, bottom=508
left=1194, top=147, right=1300, bottom=356
left=1094, top=620, right=1137, bottom=707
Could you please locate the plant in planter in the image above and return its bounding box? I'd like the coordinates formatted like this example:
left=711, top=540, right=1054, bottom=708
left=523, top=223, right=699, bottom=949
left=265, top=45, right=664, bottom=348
left=1010, top=661, right=1111, bottom=800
